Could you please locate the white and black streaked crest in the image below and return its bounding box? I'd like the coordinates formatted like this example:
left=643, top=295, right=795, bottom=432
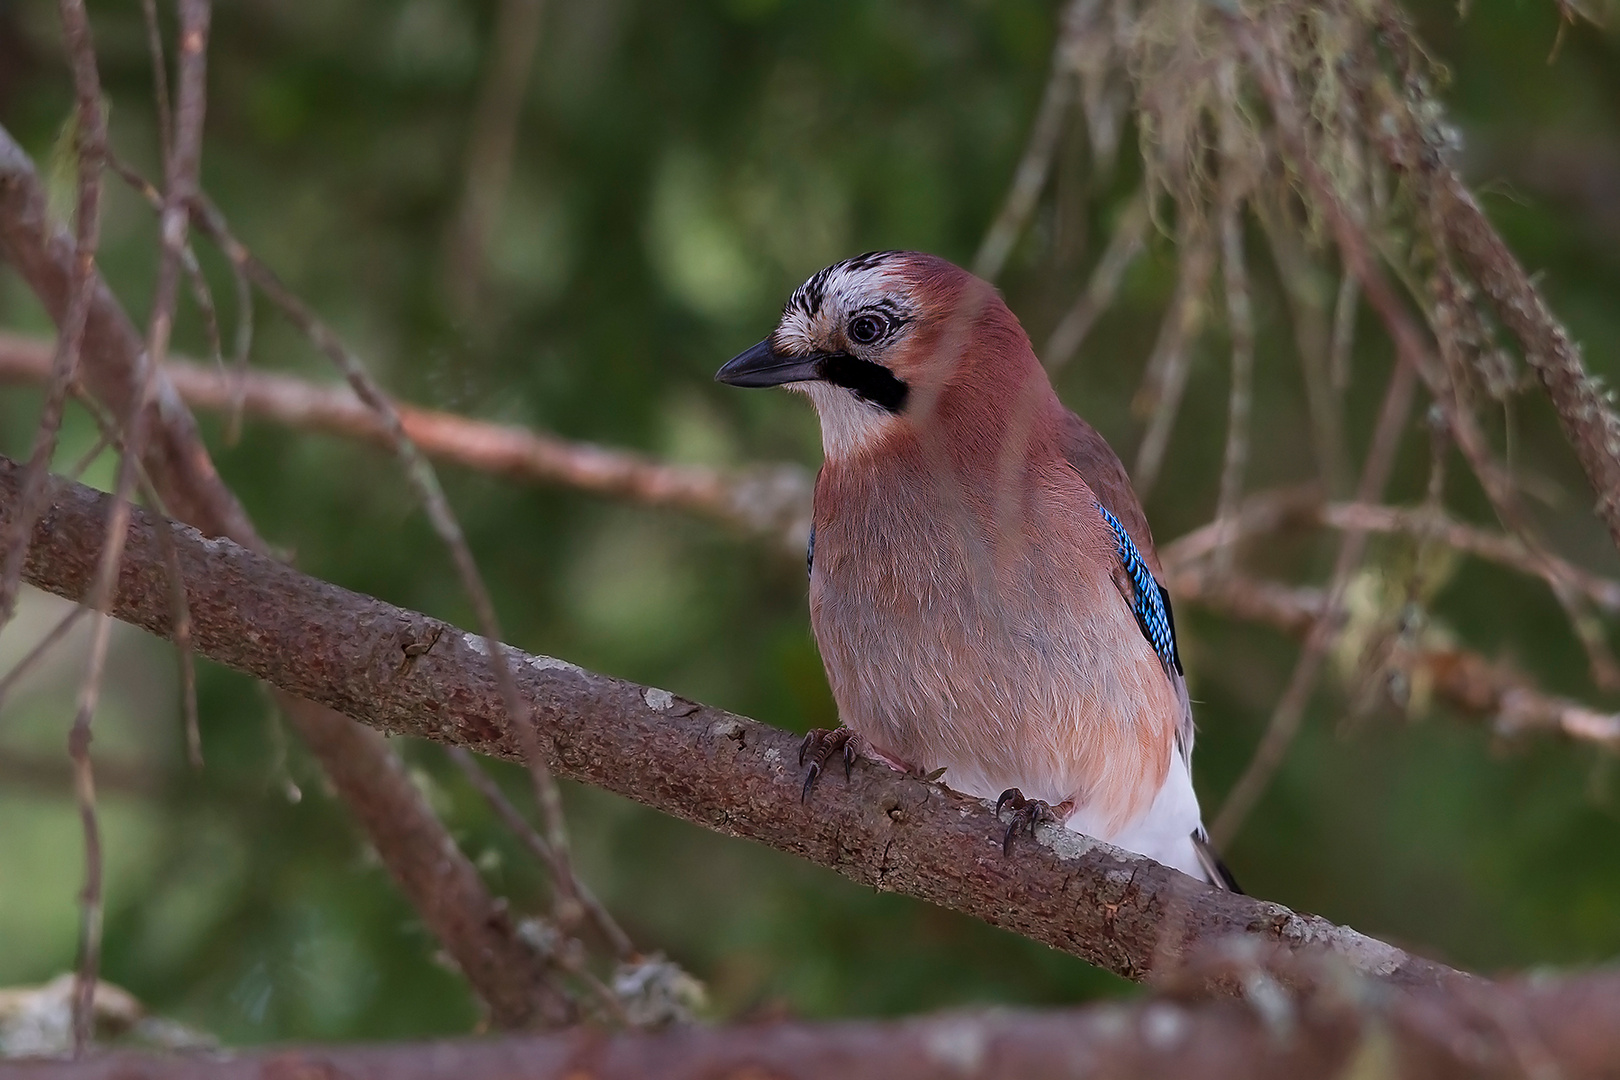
left=785, top=250, right=903, bottom=318
left=773, top=251, right=915, bottom=356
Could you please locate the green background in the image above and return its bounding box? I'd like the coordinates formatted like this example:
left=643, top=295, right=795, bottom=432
left=0, top=0, right=1617, bottom=1043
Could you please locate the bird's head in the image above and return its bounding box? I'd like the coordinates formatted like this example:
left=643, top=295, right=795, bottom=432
left=716, top=250, right=1038, bottom=460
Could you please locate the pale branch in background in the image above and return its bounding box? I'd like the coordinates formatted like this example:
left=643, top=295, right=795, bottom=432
left=1167, top=569, right=1620, bottom=751
left=0, top=333, right=813, bottom=554
left=1165, top=489, right=1620, bottom=617
left=1, top=453, right=1461, bottom=992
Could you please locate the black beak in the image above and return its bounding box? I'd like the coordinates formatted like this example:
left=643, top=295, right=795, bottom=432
left=714, top=339, right=824, bottom=388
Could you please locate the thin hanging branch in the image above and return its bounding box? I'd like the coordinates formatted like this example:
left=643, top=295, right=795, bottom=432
left=0, top=121, right=578, bottom=1031
left=0, top=0, right=107, bottom=636
left=61, top=2, right=212, bottom=1049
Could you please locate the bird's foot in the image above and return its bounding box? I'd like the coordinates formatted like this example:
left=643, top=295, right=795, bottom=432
left=798, top=728, right=864, bottom=801
left=995, top=789, right=1074, bottom=855
left=798, top=729, right=925, bottom=799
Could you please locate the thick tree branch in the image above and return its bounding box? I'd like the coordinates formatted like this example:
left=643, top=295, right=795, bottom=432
left=0, top=124, right=572, bottom=1029
left=9, top=965, right=1620, bottom=1080
left=0, top=454, right=1461, bottom=991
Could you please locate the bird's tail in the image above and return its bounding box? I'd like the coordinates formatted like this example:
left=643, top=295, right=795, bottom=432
left=1192, top=827, right=1243, bottom=893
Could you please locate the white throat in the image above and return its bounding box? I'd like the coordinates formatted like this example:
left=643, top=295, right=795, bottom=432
left=797, top=382, right=902, bottom=461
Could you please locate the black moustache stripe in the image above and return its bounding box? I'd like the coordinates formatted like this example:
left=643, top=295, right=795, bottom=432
left=817, top=353, right=909, bottom=413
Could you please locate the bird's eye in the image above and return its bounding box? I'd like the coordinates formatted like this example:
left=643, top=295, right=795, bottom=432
left=848, top=314, right=887, bottom=345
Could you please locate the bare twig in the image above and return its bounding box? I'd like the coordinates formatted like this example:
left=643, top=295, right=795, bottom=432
left=186, top=192, right=587, bottom=931
left=1165, top=491, right=1620, bottom=618
left=109, top=147, right=593, bottom=928
left=442, top=750, right=634, bottom=1023
left=1329, top=269, right=1359, bottom=393
left=61, top=1, right=212, bottom=1051
left=1211, top=356, right=1417, bottom=847
left=0, top=604, right=90, bottom=717
left=972, top=0, right=1081, bottom=281
left=442, top=0, right=547, bottom=317
left=35, top=0, right=112, bottom=1057
left=224, top=243, right=253, bottom=444
left=1042, top=192, right=1149, bottom=371
left=0, top=748, right=165, bottom=797
left=1260, top=212, right=1352, bottom=495
left=138, top=0, right=172, bottom=169
left=1166, top=568, right=1620, bottom=751
left=1211, top=12, right=1455, bottom=847
left=447, top=747, right=632, bottom=960
left=65, top=604, right=109, bottom=1059
left=1213, top=201, right=1255, bottom=573
left=146, top=480, right=201, bottom=768
left=138, top=0, right=207, bottom=777
left=57, top=383, right=206, bottom=770
left=1132, top=223, right=1216, bottom=496
left=1211, top=59, right=1258, bottom=568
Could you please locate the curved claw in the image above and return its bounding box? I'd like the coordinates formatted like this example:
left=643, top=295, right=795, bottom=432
left=799, top=728, right=861, bottom=802
left=1001, top=818, right=1024, bottom=857
left=996, top=789, right=1058, bottom=856
left=801, top=761, right=822, bottom=802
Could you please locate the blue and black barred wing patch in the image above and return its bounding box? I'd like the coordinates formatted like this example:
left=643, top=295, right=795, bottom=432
left=1098, top=504, right=1183, bottom=677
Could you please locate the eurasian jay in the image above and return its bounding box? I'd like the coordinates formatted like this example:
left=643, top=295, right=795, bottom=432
left=716, top=250, right=1238, bottom=890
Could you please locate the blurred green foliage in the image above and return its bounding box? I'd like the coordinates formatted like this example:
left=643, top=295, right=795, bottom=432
left=0, top=0, right=1618, bottom=1046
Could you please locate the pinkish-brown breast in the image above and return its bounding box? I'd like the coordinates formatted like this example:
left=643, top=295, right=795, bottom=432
left=808, top=424, right=1178, bottom=836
